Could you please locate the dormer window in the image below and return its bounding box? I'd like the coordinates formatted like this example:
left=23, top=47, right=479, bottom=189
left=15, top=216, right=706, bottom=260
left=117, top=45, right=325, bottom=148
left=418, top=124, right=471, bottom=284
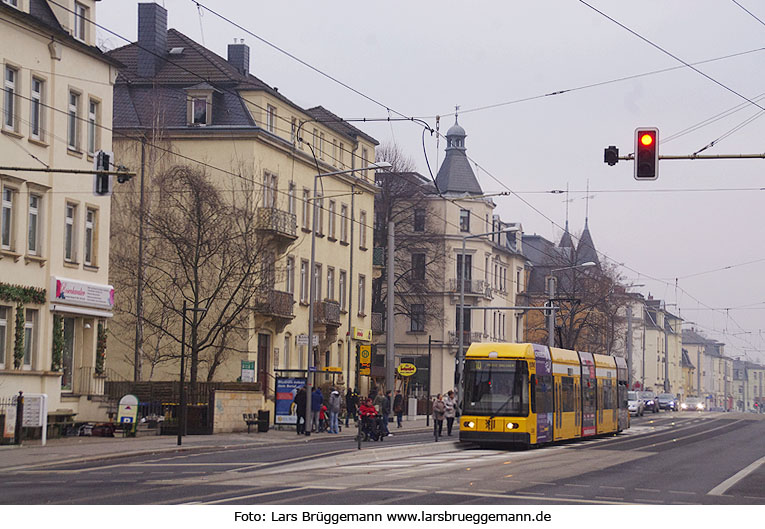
left=74, top=2, right=88, bottom=42
left=192, top=97, right=207, bottom=125
left=186, top=84, right=217, bottom=127
left=2, top=0, right=19, bottom=8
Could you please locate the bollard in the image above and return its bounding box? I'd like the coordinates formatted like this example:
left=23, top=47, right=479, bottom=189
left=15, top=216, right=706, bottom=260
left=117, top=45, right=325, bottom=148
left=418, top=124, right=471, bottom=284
left=14, top=391, right=24, bottom=445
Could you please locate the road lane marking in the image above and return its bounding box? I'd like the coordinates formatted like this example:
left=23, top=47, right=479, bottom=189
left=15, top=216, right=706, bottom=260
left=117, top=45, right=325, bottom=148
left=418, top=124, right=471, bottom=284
left=668, top=490, right=696, bottom=495
left=436, top=490, right=631, bottom=505
left=200, top=486, right=310, bottom=504
left=708, top=454, right=765, bottom=496
left=564, top=483, right=589, bottom=488
left=635, top=488, right=659, bottom=493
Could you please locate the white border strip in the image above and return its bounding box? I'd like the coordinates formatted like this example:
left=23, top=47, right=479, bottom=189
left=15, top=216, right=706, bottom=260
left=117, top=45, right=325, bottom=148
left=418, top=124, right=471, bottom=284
left=708, top=454, right=765, bottom=496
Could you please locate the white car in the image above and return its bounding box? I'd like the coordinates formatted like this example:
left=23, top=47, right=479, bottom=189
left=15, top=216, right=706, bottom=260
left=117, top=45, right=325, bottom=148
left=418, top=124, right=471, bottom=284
left=627, top=391, right=645, bottom=416
left=681, top=397, right=705, bottom=411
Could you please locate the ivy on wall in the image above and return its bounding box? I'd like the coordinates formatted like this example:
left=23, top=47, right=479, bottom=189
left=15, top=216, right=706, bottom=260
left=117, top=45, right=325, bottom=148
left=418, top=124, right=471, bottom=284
left=13, top=302, right=24, bottom=368
left=0, top=282, right=46, bottom=305
left=51, top=314, right=64, bottom=372
left=96, top=322, right=107, bottom=375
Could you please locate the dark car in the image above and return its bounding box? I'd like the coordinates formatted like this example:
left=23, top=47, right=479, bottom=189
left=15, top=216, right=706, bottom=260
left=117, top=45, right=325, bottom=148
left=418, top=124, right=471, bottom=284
left=657, top=393, right=677, bottom=411
left=639, top=391, right=659, bottom=413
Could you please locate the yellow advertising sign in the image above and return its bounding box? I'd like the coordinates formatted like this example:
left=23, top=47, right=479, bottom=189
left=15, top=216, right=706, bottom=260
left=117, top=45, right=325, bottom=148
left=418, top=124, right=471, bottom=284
left=396, top=363, right=417, bottom=377
left=359, top=345, right=372, bottom=366
left=322, top=366, right=342, bottom=372
left=359, top=367, right=371, bottom=376
left=352, top=327, right=372, bottom=342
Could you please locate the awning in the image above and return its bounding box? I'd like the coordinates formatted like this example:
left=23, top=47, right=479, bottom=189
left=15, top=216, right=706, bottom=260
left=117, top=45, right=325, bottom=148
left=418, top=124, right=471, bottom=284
left=49, top=304, right=113, bottom=319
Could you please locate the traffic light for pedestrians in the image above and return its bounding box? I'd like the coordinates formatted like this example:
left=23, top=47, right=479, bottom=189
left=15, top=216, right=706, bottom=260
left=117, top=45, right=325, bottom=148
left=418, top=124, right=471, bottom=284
left=634, top=128, right=658, bottom=180
left=93, top=150, right=113, bottom=196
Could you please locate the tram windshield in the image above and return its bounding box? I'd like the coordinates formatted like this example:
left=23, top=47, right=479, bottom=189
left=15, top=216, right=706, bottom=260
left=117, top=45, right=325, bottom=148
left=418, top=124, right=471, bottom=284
left=463, top=359, right=529, bottom=416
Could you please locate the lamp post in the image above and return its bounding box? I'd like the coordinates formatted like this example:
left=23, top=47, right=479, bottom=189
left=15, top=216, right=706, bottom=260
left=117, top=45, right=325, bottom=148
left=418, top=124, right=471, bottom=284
left=546, top=261, right=597, bottom=349
left=456, top=227, right=519, bottom=399
left=427, top=336, right=443, bottom=426
left=304, top=161, right=391, bottom=436
left=178, top=300, right=207, bottom=446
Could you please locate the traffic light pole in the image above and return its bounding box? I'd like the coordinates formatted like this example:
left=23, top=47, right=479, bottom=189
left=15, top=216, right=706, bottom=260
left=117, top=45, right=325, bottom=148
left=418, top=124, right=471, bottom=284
left=610, top=152, right=765, bottom=162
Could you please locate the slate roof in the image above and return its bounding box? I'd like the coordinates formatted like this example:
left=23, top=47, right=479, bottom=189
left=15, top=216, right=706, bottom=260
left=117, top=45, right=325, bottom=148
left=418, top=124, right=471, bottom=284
left=434, top=118, right=482, bottom=195
left=575, top=220, right=600, bottom=266
left=305, top=106, right=379, bottom=146
left=558, top=221, right=574, bottom=249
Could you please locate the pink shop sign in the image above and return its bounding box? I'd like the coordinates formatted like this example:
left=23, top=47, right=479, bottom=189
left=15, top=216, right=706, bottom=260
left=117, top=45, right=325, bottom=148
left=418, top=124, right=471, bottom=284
left=50, top=277, right=115, bottom=310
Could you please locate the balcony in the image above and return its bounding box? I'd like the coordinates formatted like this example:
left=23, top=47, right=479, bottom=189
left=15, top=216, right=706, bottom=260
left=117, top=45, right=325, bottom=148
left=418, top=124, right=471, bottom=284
left=448, top=278, right=492, bottom=298
left=254, top=289, right=295, bottom=321
left=255, top=207, right=297, bottom=246
left=314, top=300, right=341, bottom=327
left=448, top=330, right=483, bottom=345
left=371, top=312, right=383, bottom=334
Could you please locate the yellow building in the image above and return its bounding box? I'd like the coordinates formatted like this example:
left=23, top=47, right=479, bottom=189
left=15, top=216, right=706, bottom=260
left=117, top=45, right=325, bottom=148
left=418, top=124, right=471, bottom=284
left=106, top=4, right=378, bottom=408
left=682, top=327, right=731, bottom=410
left=1, top=0, right=118, bottom=421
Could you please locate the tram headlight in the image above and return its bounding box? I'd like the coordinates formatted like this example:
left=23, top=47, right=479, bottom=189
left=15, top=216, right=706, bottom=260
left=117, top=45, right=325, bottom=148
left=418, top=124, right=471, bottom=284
left=463, top=421, right=475, bottom=429
left=506, top=422, right=518, bottom=430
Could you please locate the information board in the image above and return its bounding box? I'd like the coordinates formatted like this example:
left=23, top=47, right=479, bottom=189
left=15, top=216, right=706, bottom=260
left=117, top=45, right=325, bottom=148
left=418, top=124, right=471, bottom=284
left=275, top=377, right=306, bottom=425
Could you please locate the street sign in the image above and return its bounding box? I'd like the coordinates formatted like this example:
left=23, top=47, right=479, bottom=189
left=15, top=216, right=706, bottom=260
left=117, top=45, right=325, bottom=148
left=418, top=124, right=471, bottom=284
left=322, top=366, right=342, bottom=372
left=241, top=360, right=255, bottom=383
left=359, top=344, right=372, bottom=366
left=396, top=363, right=417, bottom=377
left=297, top=334, right=319, bottom=346
left=359, top=367, right=371, bottom=376
left=117, top=394, right=139, bottom=429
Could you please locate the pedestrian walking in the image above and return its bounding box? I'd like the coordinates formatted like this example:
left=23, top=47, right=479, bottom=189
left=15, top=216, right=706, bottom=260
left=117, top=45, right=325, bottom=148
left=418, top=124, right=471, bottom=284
left=328, top=388, right=341, bottom=434
left=311, top=387, right=323, bottom=432
left=393, top=390, right=404, bottom=428
left=345, top=388, right=358, bottom=427
left=382, top=390, right=392, bottom=436
left=444, top=390, right=457, bottom=436
left=293, top=386, right=307, bottom=435
left=432, top=393, right=446, bottom=441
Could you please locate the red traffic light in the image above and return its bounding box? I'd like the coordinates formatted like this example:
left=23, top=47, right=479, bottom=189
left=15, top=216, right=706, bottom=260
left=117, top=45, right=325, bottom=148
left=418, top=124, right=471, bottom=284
left=634, top=128, right=659, bottom=180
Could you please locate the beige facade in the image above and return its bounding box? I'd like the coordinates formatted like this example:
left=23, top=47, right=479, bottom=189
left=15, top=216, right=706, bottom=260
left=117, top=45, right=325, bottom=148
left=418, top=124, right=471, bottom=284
left=733, top=360, right=765, bottom=412
left=0, top=0, right=117, bottom=420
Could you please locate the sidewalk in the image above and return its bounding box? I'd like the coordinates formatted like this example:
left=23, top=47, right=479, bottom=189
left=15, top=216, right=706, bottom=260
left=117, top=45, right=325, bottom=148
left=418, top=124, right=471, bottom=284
left=0, top=415, right=435, bottom=472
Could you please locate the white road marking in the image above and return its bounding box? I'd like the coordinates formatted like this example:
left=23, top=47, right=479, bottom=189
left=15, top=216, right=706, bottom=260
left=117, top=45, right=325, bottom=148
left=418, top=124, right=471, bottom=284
left=708, top=454, right=765, bottom=496
left=635, top=488, right=660, bottom=493
left=436, top=490, right=630, bottom=505
left=668, top=490, right=696, bottom=495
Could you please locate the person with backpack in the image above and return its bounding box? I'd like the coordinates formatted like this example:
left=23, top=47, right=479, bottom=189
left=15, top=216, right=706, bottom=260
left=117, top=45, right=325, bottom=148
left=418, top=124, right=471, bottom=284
left=393, top=390, right=404, bottom=428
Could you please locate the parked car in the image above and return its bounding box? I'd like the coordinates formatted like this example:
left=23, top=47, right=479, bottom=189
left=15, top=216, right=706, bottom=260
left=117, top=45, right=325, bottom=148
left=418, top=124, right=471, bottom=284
left=681, top=396, right=705, bottom=411
left=639, top=391, right=660, bottom=413
left=657, top=393, right=677, bottom=411
left=627, top=391, right=645, bottom=416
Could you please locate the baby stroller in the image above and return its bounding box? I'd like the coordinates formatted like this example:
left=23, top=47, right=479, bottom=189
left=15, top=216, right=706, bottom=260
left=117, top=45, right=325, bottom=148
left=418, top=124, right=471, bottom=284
left=360, top=411, right=384, bottom=442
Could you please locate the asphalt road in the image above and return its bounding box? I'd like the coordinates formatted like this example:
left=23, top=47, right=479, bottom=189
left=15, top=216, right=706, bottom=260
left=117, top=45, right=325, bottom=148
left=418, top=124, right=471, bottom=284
left=3, top=412, right=764, bottom=505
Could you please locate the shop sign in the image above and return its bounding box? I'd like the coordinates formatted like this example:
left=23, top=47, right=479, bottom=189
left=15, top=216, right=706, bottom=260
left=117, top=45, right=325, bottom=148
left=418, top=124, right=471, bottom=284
left=117, top=394, right=139, bottom=427
left=352, top=327, right=372, bottom=341
left=396, top=363, right=417, bottom=377
left=359, top=367, right=371, bottom=376
left=322, top=366, right=342, bottom=372
left=241, top=361, right=255, bottom=383
left=50, top=277, right=114, bottom=310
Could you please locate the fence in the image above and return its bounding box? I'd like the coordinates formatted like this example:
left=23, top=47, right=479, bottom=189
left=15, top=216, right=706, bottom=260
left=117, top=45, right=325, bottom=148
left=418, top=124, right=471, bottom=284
left=0, top=395, right=18, bottom=445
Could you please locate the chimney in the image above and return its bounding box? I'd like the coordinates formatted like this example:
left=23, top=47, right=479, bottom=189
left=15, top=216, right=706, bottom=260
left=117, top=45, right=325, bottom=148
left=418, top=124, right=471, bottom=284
left=137, top=3, right=168, bottom=79
left=227, top=40, right=250, bottom=76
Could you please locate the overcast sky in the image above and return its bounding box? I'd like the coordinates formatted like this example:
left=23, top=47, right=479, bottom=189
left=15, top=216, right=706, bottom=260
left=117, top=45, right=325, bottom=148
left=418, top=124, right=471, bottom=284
left=98, top=0, right=765, bottom=363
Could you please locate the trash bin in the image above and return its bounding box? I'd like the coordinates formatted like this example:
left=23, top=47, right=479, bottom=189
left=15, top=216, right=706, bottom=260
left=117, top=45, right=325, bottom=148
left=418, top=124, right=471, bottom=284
left=257, top=410, right=270, bottom=433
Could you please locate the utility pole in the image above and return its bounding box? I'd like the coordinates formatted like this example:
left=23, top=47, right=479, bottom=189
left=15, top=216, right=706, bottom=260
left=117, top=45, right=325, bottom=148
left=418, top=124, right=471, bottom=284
left=626, top=305, right=633, bottom=389
left=664, top=310, right=670, bottom=393
left=386, top=220, right=395, bottom=391
left=134, top=137, right=146, bottom=381
left=547, top=277, right=556, bottom=349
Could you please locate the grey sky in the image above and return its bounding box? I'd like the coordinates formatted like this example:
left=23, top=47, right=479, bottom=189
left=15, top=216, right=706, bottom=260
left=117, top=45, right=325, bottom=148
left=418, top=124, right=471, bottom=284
left=98, top=0, right=765, bottom=363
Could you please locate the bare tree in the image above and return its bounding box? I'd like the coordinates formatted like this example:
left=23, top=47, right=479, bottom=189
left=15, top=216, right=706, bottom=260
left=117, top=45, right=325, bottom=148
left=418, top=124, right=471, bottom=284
left=111, top=165, right=268, bottom=382
left=372, top=143, right=446, bottom=328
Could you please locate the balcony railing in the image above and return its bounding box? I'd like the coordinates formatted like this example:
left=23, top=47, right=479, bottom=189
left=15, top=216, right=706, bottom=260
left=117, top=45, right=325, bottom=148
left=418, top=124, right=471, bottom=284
left=448, top=330, right=483, bottom=345
left=254, top=289, right=295, bottom=320
left=371, top=312, right=383, bottom=334
left=448, top=278, right=491, bottom=297
left=74, top=367, right=106, bottom=396
left=314, top=300, right=341, bottom=327
left=255, top=207, right=297, bottom=241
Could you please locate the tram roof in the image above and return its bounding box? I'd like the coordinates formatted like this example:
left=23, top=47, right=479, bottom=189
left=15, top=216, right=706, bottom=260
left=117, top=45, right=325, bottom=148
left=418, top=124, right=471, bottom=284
left=465, top=343, right=537, bottom=359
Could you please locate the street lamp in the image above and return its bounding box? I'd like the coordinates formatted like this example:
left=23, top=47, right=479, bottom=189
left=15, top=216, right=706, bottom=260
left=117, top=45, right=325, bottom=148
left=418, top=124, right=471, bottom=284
left=178, top=300, right=207, bottom=446
left=545, top=261, right=597, bottom=349
left=456, top=227, right=520, bottom=396
left=304, top=161, right=391, bottom=436
left=426, top=335, right=443, bottom=426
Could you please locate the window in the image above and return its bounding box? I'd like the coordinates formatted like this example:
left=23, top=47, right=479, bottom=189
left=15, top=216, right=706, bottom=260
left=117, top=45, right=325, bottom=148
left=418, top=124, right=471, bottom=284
left=3, top=1, right=19, bottom=7
left=359, top=210, right=367, bottom=249
left=338, top=142, right=344, bottom=167
left=1, top=186, right=13, bottom=250
left=327, top=267, right=335, bottom=301
left=290, top=117, right=297, bottom=144
left=84, top=208, right=96, bottom=266
left=340, top=204, right=348, bottom=243
left=316, top=194, right=324, bottom=236
left=28, top=194, right=40, bottom=255
left=74, top=2, right=88, bottom=41
left=460, top=209, right=470, bottom=232
left=361, top=147, right=368, bottom=170
left=283, top=334, right=291, bottom=369
left=68, top=91, right=80, bottom=149
left=0, top=306, right=7, bottom=369
left=358, top=274, right=366, bottom=316
left=285, top=256, right=295, bottom=294
left=410, top=304, right=425, bottom=332
left=319, top=133, right=325, bottom=159
left=313, top=263, right=322, bottom=301
left=339, top=270, right=347, bottom=311
left=263, top=172, right=277, bottom=208
left=332, top=139, right=337, bottom=166
left=328, top=200, right=336, bottom=239
left=457, top=254, right=472, bottom=280
left=30, top=78, right=43, bottom=140
left=87, top=99, right=98, bottom=155
left=4, top=66, right=17, bottom=131
left=412, top=253, right=425, bottom=280
left=191, top=97, right=207, bottom=125
left=287, top=183, right=296, bottom=215
left=23, top=309, right=36, bottom=369
left=266, top=105, right=276, bottom=133
left=516, top=268, right=522, bottom=293
left=414, top=209, right=425, bottom=232
left=301, top=188, right=310, bottom=230
left=65, top=203, right=77, bottom=262
left=300, top=259, right=309, bottom=303
left=312, top=128, right=318, bottom=154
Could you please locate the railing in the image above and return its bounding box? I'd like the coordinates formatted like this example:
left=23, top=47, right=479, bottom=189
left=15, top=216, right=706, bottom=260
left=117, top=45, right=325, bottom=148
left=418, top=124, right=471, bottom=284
left=371, top=312, right=383, bottom=334
left=75, top=367, right=106, bottom=396
left=254, top=289, right=294, bottom=319
left=103, top=381, right=261, bottom=405
left=373, top=247, right=384, bottom=267
left=448, top=330, right=483, bottom=345
left=255, top=207, right=297, bottom=239
left=448, top=278, right=491, bottom=297
left=314, top=300, right=341, bottom=326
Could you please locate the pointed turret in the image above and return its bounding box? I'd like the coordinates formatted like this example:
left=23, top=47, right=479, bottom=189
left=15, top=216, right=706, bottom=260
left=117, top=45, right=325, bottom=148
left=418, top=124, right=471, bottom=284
left=434, top=116, right=483, bottom=195
left=576, top=219, right=600, bottom=267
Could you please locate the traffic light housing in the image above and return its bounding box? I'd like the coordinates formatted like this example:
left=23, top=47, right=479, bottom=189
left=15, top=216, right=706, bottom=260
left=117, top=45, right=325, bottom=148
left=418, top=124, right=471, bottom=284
left=93, top=150, right=113, bottom=196
left=634, top=128, right=658, bottom=180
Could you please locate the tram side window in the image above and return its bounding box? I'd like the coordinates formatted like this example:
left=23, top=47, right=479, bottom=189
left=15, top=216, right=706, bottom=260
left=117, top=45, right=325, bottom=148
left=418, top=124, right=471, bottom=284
left=534, top=374, right=553, bottom=414
left=561, top=376, right=575, bottom=412
left=603, top=379, right=615, bottom=410
left=582, top=378, right=596, bottom=409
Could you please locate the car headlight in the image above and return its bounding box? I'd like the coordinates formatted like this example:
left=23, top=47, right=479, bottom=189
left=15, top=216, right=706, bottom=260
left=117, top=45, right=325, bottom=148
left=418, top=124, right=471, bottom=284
left=681, top=403, right=688, bottom=409
left=696, top=403, right=704, bottom=410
